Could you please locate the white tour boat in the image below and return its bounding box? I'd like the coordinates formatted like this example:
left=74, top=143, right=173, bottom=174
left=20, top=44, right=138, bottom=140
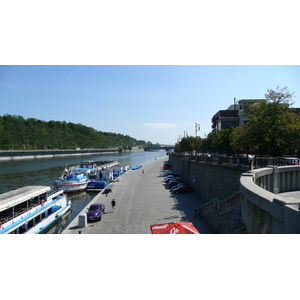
left=0, top=186, right=72, bottom=234
left=54, top=167, right=89, bottom=193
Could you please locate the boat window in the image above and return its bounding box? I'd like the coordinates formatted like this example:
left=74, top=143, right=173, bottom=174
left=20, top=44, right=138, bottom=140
left=19, top=224, right=27, bottom=234
left=28, top=218, right=34, bottom=229
left=0, top=208, right=13, bottom=224
left=34, top=215, right=41, bottom=224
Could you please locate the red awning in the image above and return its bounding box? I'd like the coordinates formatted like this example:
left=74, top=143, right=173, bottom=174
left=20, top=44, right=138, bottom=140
left=150, top=222, right=200, bottom=234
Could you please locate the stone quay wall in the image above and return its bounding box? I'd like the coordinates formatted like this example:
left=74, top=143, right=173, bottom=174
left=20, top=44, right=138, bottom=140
left=168, top=154, right=246, bottom=233
left=168, top=154, right=245, bottom=202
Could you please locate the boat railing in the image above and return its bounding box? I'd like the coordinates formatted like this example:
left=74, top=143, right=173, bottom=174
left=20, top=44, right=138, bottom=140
left=48, top=187, right=64, bottom=197
left=0, top=204, right=39, bottom=225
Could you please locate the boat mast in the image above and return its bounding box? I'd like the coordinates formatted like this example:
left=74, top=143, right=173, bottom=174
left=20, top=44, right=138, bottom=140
left=61, top=163, right=68, bottom=178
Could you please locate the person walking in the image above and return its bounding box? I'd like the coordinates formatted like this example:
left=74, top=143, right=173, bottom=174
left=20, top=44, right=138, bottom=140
left=111, top=199, right=116, bottom=212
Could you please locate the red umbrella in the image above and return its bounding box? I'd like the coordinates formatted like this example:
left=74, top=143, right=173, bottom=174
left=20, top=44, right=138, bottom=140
left=150, top=222, right=200, bottom=234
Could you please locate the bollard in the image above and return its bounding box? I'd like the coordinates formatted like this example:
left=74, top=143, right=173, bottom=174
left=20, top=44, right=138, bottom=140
left=193, top=208, right=198, bottom=217
left=78, top=214, right=87, bottom=228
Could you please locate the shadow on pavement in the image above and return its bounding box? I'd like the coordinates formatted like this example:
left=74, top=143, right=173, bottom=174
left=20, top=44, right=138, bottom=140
left=169, top=193, right=214, bottom=233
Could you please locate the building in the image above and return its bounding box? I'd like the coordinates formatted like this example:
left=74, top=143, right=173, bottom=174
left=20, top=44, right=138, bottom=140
left=211, top=104, right=239, bottom=131
left=237, top=99, right=265, bottom=126
left=211, top=99, right=265, bottom=131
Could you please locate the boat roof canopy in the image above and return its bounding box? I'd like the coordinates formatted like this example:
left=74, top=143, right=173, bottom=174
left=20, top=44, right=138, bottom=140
left=0, top=186, right=51, bottom=212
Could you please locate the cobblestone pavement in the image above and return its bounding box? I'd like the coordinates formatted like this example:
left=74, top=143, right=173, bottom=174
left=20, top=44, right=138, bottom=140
left=62, top=156, right=214, bottom=234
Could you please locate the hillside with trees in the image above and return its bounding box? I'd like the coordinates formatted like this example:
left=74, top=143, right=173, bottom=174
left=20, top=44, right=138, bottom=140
left=0, top=114, right=146, bottom=150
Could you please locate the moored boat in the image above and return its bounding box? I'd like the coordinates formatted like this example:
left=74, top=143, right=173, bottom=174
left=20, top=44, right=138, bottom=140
left=108, top=163, right=130, bottom=178
left=86, top=168, right=113, bottom=192
left=0, top=186, right=71, bottom=234
left=54, top=170, right=89, bottom=193
left=131, top=164, right=143, bottom=170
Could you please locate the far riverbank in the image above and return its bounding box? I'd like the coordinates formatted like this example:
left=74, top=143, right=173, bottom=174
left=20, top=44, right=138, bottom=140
left=0, top=146, right=146, bottom=161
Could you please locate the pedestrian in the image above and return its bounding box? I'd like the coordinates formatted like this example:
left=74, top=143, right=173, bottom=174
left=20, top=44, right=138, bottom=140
left=111, top=199, right=116, bottom=212
left=142, top=169, right=144, bottom=174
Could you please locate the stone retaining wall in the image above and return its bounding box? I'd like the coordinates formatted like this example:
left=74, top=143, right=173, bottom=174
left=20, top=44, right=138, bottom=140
left=169, top=154, right=244, bottom=203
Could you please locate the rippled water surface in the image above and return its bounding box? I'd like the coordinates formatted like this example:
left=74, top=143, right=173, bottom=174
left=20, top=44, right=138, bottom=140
left=0, top=150, right=167, bottom=233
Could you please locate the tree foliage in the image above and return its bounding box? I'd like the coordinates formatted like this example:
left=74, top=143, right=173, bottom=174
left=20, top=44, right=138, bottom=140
left=0, top=114, right=146, bottom=150
left=174, top=87, right=300, bottom=157
left=175, top=136, right=201, bottom=154
left=230, top=86, right=300, bottom=156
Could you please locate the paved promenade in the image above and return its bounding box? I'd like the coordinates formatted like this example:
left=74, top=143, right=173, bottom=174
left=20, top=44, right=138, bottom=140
left=62, top=156, right=214, bottom=234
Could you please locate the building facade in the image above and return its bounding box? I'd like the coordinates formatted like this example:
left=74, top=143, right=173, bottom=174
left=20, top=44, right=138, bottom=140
left=211, top=104, right=239, bottom=131
left=211, top=99, right=265, bottom=131
left=237, top=99, right=265, bottom=126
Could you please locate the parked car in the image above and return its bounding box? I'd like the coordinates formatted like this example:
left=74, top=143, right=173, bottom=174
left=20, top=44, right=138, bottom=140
left=164, top=175, right=180, bottom=183
left=284, top=157, right=300, bottom=165
left=239, top=154, right=254, bottom=160
left=171, top=186, right=193, bottom=194
left=168, top=179, right=185, bottom=189
left=86, top=203, right=105, bottom=221
left=163, top=162, right=171, bottom=169
left=170, top=183, right=189, bottom=193
left=164, top=172, right=179, bottom=177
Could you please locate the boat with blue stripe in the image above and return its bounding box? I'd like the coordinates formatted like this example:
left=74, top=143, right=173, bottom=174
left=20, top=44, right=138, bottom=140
left=0, top=186, right=71, bottom=234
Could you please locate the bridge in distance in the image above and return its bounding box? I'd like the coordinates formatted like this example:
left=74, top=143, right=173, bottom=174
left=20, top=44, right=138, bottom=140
left=143, top=145, right=174, bottom=151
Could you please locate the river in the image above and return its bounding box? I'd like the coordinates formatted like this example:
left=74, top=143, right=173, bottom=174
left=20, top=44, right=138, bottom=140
left=0, top=149, right=168, bottom=234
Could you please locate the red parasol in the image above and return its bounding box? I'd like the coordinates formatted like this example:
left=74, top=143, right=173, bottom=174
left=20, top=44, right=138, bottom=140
left=150, top=222, right=200, bottom=234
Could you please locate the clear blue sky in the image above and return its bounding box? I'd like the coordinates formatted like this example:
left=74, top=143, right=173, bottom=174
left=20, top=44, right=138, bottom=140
left=1, top=2, right=299, bottom=145
left=1, top=65, right=300, bottom=145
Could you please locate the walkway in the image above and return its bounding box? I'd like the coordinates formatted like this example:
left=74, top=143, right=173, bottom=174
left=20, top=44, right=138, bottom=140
left=62, top=156, right=214, bottom=234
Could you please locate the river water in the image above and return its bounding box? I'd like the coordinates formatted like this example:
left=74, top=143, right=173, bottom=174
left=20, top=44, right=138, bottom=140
left=0, top=150, right=167, bottom=234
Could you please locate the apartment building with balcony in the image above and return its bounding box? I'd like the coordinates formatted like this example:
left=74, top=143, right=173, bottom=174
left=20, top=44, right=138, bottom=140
left=211, top=99, right=265, bottom=131
left=211, top=104, right=239, bottom=131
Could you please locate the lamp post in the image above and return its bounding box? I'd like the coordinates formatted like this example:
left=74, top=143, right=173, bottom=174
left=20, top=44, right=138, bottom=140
left=195, top=122, right=200, bottom=137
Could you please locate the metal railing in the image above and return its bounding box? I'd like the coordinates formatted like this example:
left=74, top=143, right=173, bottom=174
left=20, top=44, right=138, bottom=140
left=170, top=153, right=299, bottom=169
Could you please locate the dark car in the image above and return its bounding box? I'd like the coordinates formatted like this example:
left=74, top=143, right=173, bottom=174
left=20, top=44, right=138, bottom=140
left=86, top=203, right=105, bottom=221
left=168, top=179, right=185, bottom=189
left=164, top=172, right=179, bottom=177
left=170, top=183, right=189, bottom=193
left=164, top=175, right=180, bottom=183
left=171, top=186, right=193, bottom=194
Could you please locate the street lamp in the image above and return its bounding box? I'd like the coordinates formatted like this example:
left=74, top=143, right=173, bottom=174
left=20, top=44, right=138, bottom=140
left=195, top=122, right=200, bottom=137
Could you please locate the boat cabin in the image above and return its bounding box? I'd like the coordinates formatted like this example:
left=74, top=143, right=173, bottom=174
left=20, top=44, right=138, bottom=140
left=0, top=186, right=69, bottom=234
left=95, top=168, right=113, bottom=181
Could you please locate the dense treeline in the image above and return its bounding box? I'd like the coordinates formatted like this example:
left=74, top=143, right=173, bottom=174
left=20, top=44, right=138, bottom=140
left=175, top=87, right=300, bottom=157
left=0, top=114, right=146, bottom=150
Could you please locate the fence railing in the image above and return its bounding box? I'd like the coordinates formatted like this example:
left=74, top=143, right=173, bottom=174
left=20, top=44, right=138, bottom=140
left=169, top=153, right=299, bottom=169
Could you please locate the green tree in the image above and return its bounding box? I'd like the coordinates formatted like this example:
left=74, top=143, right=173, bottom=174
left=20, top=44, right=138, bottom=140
left=231, top=86, right=299, bottom=156
left=0, top=114, right=146, bottom=150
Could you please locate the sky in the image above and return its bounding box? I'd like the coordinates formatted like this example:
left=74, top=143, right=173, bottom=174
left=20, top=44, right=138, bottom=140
left=1, top=65, right=300, bottom=145
left=1, top=1, right=299, bottom=146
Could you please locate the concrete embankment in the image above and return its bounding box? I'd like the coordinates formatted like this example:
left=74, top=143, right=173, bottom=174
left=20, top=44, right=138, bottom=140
left=0, top=148, right=120, bottom=161
left=62, top=156, right=213, bottom=234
